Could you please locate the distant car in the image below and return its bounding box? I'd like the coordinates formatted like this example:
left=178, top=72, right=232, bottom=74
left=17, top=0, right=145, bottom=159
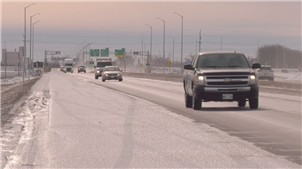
left=256, top=65, right=274, bottom=81
left=281, top=69, right=289, bottom=73
left=78, top=66, right=86, bottom=73
left=60, top=66, right=64, bottom=71
left=101, top=66, right=123, bottom=82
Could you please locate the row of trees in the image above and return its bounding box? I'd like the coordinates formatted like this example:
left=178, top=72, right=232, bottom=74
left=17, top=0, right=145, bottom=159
left=114, top=53, right=186, bottom=68
left=114, top=45, right=302, bottom=69
left=257, top=45, right=301, bottom=69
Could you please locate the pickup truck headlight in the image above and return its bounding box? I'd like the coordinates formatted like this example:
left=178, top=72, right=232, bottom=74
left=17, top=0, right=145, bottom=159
left=97, top=70, right=100, bottom=73
left=105, top=74, right=108, bottom=76
left=117, top=74, right=120, bottom=76
left=249, top=75, right=258, bottom=84
left=195, top=75, right=205, bottom=85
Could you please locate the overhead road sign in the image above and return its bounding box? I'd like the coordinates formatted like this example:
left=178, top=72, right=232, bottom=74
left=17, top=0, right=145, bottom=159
left=115, top=48, right=125, bottom=57
left=101, top=48, right=109, bottom=57
left=90, top=49, right=100, bottom=57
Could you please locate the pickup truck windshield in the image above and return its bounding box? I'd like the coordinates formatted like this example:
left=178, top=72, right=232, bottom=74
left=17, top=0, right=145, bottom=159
left=65, top=63, right=73, bottom=66
left=196, top=54, right=250, bottom=69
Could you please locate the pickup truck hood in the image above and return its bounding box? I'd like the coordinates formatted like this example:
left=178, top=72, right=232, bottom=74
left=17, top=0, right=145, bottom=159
left=196, top=68, right=253, bottom=75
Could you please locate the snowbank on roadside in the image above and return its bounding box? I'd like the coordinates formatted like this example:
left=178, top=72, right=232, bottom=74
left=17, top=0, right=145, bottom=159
left=1, top=76, right=39, bottom=85
left=285, top=72, right=302, bottom=81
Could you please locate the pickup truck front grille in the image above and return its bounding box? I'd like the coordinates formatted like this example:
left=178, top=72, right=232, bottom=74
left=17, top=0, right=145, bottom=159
left=205, top=75, right=249, bottom=86
left=67, top=68, right=71, bottom=71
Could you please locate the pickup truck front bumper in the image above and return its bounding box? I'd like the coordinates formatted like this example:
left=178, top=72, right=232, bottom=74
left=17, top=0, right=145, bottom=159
left=193, top=85, right=259, bottom=101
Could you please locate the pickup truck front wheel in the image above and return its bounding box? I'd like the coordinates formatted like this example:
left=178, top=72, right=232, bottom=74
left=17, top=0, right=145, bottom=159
left=249, top=98, right=258, bottom=109
left=192, top=92, right=202, bottom=110
left=185, top=92, right=192, bottom=108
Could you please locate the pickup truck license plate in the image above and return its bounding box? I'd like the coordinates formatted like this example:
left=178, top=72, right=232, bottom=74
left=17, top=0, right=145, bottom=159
left=223, top=94, right=233, bottom=100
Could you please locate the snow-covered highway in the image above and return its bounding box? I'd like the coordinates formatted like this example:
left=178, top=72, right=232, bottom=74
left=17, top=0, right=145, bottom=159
left=1, top=70, right=301, bottom=168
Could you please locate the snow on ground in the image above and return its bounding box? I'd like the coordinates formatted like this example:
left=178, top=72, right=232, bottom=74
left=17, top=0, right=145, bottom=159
left=4, top=72, right=301, bottom=168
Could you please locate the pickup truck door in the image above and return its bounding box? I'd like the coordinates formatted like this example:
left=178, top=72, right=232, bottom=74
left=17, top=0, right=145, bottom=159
left=185, top=55, right=198, bottom=96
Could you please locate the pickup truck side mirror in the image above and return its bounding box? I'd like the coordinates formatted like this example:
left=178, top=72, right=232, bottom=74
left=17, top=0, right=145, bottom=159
left=252, top=63, right=261, bottom=69
left=184, top=64, right=194, bottom=70
left=120, top=70, right=123, bottom=72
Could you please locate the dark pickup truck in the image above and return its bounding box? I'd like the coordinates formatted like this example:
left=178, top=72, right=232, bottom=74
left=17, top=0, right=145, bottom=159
left=183, top=51, right=261, bottom=110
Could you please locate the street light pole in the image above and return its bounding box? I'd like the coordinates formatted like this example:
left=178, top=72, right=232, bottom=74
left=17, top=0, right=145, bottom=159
left=83, top=41, right=95, bottom=64
left=145, top=24, right=152, bottom=73
left=77, top=43, right=86, bottom=64
left=32, top=20, right=41, bottom=67
left=174, top=12, right=183, bottom=72
left=23, top=3, right=35, bottom=83
left=29, top=13, right=40, bottom=78
left=157, top=17, right=165, bottom=74
left=169, top=36, right=174, bottom=73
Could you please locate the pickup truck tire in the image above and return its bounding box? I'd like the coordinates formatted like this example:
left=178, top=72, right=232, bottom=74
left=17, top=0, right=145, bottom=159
left=249, top=98, right=258, bottom=109
left=185, top=92, right=192, bottom=108
left=102, top=80, right=105, bottom=82
left=95, top=76, right=98, bottom=79
left=192, top=92, right=202, bottom=110
left=238, top=100, right=246, bottom=107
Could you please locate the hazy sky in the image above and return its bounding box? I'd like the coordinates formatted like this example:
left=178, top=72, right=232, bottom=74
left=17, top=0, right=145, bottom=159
left=1, top=1, right=301, bottom=63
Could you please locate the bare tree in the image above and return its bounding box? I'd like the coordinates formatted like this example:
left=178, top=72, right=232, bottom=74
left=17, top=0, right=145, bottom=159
left=258, top=44, right=302, bottom=68
left=185, top=53, right=195, bottom=62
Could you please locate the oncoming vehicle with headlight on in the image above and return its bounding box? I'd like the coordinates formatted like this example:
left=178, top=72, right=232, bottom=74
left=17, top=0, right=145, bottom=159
left=101, top=66, right=123, bottom=82
left=183, top=51, right=261, bottom=110
left=94, top=58, right=113, bottom=79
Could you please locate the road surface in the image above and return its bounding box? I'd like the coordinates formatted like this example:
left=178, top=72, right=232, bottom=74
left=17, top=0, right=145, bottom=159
left=1, top=70, right=301, bottom=168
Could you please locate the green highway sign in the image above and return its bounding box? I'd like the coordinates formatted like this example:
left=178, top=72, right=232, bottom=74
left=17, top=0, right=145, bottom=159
left=101, top=48, right=109, bottom=57
left=115, top=48, right=125, bottom=57
left=90, top=49, right=100, bottom=57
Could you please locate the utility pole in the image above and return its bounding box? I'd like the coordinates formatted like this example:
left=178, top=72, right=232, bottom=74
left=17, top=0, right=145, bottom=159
left=199, top=30, right=201, bottom=52
left=169, top=36, right=174, bottom=73
left=196, top=38, right=197, bottom=53
left=145, top=24, right=152, bottom=73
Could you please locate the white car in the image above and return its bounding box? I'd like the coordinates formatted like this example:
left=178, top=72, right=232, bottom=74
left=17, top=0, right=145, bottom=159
left=256, top=65, right=274, bottom=81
